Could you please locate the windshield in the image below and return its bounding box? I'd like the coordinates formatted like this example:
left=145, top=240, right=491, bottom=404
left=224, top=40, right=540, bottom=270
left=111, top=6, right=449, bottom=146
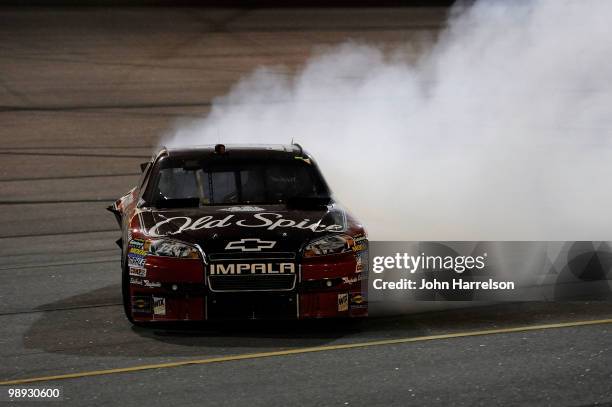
left=144, top=156, right=330, bottom=208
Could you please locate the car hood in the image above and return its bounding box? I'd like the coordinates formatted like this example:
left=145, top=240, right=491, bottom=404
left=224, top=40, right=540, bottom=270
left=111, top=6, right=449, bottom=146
left=136, top=204, right=348, bottom=254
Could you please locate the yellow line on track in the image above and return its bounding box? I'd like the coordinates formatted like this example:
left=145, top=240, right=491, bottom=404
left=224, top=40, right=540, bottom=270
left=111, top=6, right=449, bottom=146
left=2, top=317, right=612, bottom=386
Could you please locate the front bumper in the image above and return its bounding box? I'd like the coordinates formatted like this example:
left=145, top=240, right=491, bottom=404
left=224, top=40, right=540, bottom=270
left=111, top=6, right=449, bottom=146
left=127, top=249, right=368, bottom=322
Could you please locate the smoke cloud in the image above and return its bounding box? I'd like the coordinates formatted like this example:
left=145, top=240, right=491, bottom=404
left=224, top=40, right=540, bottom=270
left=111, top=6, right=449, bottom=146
left=164, top=0, right=612, bottom=241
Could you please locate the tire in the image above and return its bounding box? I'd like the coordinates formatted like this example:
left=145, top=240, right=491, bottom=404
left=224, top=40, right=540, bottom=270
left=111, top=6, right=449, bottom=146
left=122, top=262, right=136, bottom=324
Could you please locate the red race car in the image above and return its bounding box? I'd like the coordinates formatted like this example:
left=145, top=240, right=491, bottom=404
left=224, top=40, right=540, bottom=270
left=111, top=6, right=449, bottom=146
left=109, top=144, right=368, bottom=324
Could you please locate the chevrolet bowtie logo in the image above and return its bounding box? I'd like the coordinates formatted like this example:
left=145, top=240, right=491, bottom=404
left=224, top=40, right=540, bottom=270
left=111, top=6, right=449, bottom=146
left=225, top=238, right=276, bottom=252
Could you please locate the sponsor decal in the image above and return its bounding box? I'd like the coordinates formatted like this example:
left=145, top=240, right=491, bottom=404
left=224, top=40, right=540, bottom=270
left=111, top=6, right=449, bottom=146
left=153, top=296, right=166, bottom=316
left=355, top=252, right=365, bottom=273
left=129, top=267, right=147, bottom=277
left=148, top=213, right=344, bottom=237
left=209, top=263, right=295, bottom=275
left=128, top=239, right=147, bottom=267
left=338, top=293, right=349, bottom=312
left=351, top=294, right=365, bottom=304
left=132, top=296, right=151, bottom=313
left=342, top=274, right=363, bottom=285
left=218, top=206, right=265, bottom=212
left=129, top=247, right=147, bottom=256
left=225, top=238, right=276, bottom=252
left=129, top=239, right=145, bottom=250
left=127, top=253, right=145, bottom=267
left=352, top=243, right=367, bottom=252
left=352, top=235, right=368, bottom=253
left=131, top=276, right=161, bottom=288
left=144, top=280, right=161, bottom=288
left=350, top=293, right=367, bottom=308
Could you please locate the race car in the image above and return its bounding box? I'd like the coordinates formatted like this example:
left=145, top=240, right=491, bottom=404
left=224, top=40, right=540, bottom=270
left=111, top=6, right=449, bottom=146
left=108, top=144, right=368, bottom=323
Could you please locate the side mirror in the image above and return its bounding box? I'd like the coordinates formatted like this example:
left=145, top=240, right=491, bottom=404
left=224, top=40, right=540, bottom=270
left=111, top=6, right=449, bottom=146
left=140, top=162, right=149, bottom=173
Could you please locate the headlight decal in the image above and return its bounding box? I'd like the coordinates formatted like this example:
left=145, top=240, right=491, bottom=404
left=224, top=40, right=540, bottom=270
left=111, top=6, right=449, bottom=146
left=303, top=234, right=357, bottom=257
left=146, top=239, right=200, bottom=259
left=128, top=238, right=200, bottom=263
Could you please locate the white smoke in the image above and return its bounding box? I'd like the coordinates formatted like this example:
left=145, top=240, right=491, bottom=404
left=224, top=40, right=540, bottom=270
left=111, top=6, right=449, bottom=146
left=164, top=0, right=612, bottom=241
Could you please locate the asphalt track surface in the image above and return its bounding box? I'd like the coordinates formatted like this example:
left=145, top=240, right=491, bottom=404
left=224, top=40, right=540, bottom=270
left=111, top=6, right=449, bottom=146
left=1, top=6, right=612, bottom=407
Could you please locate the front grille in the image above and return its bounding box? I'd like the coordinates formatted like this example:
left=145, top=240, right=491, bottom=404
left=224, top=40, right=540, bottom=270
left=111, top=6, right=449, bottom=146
left=206, top=251, right=298, bottom=292
left=208, top=274, right=296, bottom=292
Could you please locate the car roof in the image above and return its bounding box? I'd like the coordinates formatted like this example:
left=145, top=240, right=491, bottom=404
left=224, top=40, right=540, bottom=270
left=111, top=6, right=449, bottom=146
left=158, top=144, right=309, bottom=160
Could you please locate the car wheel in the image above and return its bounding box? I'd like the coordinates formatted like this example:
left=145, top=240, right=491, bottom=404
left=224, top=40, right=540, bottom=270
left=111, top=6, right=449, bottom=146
left=121, top=262, right=136, bottom=324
